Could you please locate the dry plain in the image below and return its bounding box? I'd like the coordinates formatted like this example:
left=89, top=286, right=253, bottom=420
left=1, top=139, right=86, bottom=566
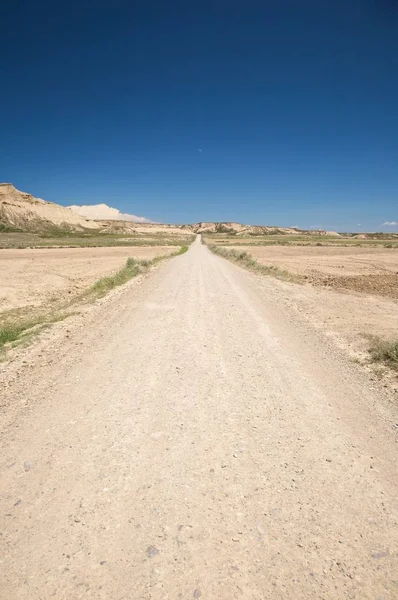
left=226, top=244, right=398, bottom=298
left=0, top=245, right=178, bottom=312
left=1, top=237, right=397, bottom=599
left=206, top=238, right=398, bottom=378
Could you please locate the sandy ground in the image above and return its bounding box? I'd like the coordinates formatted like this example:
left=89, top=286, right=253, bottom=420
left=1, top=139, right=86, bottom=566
left=229, top=245, right=398, bottom=298
left=274, top=278, right=398, bottom=360
left=227, top=245, right=398, bottom=277
left=0, top=246, right=177, bottom=312
left=0, top=237, right=397, bottom=599
left=224, top=245, right=398, bottom=350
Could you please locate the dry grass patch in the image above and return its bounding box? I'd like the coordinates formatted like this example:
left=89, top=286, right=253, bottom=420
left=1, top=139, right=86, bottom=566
left=368, top=338, right=398, bottom=371
left=88, top=246, right=188, bottom=298
left=0, top=312, right=73, bottom=351
left=208, top=245, right=303, bottom=283
left=0, top=231, right=195, bottom=249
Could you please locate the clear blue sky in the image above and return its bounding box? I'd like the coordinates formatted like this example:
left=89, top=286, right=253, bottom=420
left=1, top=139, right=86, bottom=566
left=1, top=1, right=397, bottom=230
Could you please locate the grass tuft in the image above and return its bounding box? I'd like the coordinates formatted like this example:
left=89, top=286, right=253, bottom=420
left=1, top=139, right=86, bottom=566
left=368, top=338, right=398, bottom=371
left=0, top=322, right=36, bottom=346
left=0, top=313, right=72, bottom=350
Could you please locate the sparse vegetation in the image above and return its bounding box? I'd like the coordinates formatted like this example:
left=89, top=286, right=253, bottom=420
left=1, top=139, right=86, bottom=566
left=202, top=234, right=398, bottom=299
left=88, top=246, right=188, bottom=297
left=0, top=313, right=72, bottom=351
left=0, top=231, right=195, bottom=249
left=202, top=233, right=398, bottom=248
left=0, top=320, right=39, bottom=346
left=208, top=245, right=303, bottom=283
left=0, top=223, right=23, bottom=233
left=368, top=338, right=398, bottom=371
left=89, top=257, right=152, bottom=296
left=0, top=245, right=188, bottom=351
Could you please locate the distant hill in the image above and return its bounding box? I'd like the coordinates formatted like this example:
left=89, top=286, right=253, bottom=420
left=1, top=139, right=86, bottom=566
left=190, top=222, right=341, bottom=237
left=0, top=184, right=100, bottom=233
left=0, top=184, right=342, bottom=237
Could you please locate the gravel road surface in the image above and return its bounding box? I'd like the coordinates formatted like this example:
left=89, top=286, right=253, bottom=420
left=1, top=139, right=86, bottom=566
left=1, top=237, right=397, bottom=599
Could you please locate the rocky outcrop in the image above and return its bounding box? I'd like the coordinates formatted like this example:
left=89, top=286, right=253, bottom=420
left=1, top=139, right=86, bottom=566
left=0, top=184, right=100, bottom=232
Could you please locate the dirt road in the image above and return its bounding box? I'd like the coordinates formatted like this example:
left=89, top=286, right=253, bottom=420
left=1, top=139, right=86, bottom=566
left=1, top=237, right=397, bottom=599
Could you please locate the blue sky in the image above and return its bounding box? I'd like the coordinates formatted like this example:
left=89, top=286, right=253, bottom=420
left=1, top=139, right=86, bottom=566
left=1, top=0, right=397, bottom=231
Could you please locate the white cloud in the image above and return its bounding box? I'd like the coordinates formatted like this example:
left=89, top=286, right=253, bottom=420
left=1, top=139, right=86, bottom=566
left=382, top=221, right=398, bottom=226
left=68, top=203, right=153, bottom=223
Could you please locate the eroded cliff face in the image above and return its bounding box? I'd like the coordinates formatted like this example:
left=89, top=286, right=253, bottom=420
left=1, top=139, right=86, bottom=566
left=0, top=184, right=100, bottom=232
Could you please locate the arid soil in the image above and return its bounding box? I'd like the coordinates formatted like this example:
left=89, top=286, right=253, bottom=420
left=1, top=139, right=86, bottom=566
left=225, top=244, right=398, bottom=364
left=229, top=245, right=398, bottom=298
left=0, top=238, right=397, bottom=599
left=256, top=272, right=398, bottom=373
left=0, top=246, right=177, bottom=312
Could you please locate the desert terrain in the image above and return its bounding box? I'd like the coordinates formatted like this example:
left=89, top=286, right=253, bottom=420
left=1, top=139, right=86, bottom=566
left=225, top=244, right=398, bottom=297
left=0, top=246, right=179, bottom=312
left=206, top=238, right=398, bottom=376
left=1, top=187, right=398, bottom=598
left=0, top=237, right=397, bottom=599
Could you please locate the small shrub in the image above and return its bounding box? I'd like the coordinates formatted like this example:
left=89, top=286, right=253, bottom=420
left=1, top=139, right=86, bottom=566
left=368, top=339, right=398, bottom=370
